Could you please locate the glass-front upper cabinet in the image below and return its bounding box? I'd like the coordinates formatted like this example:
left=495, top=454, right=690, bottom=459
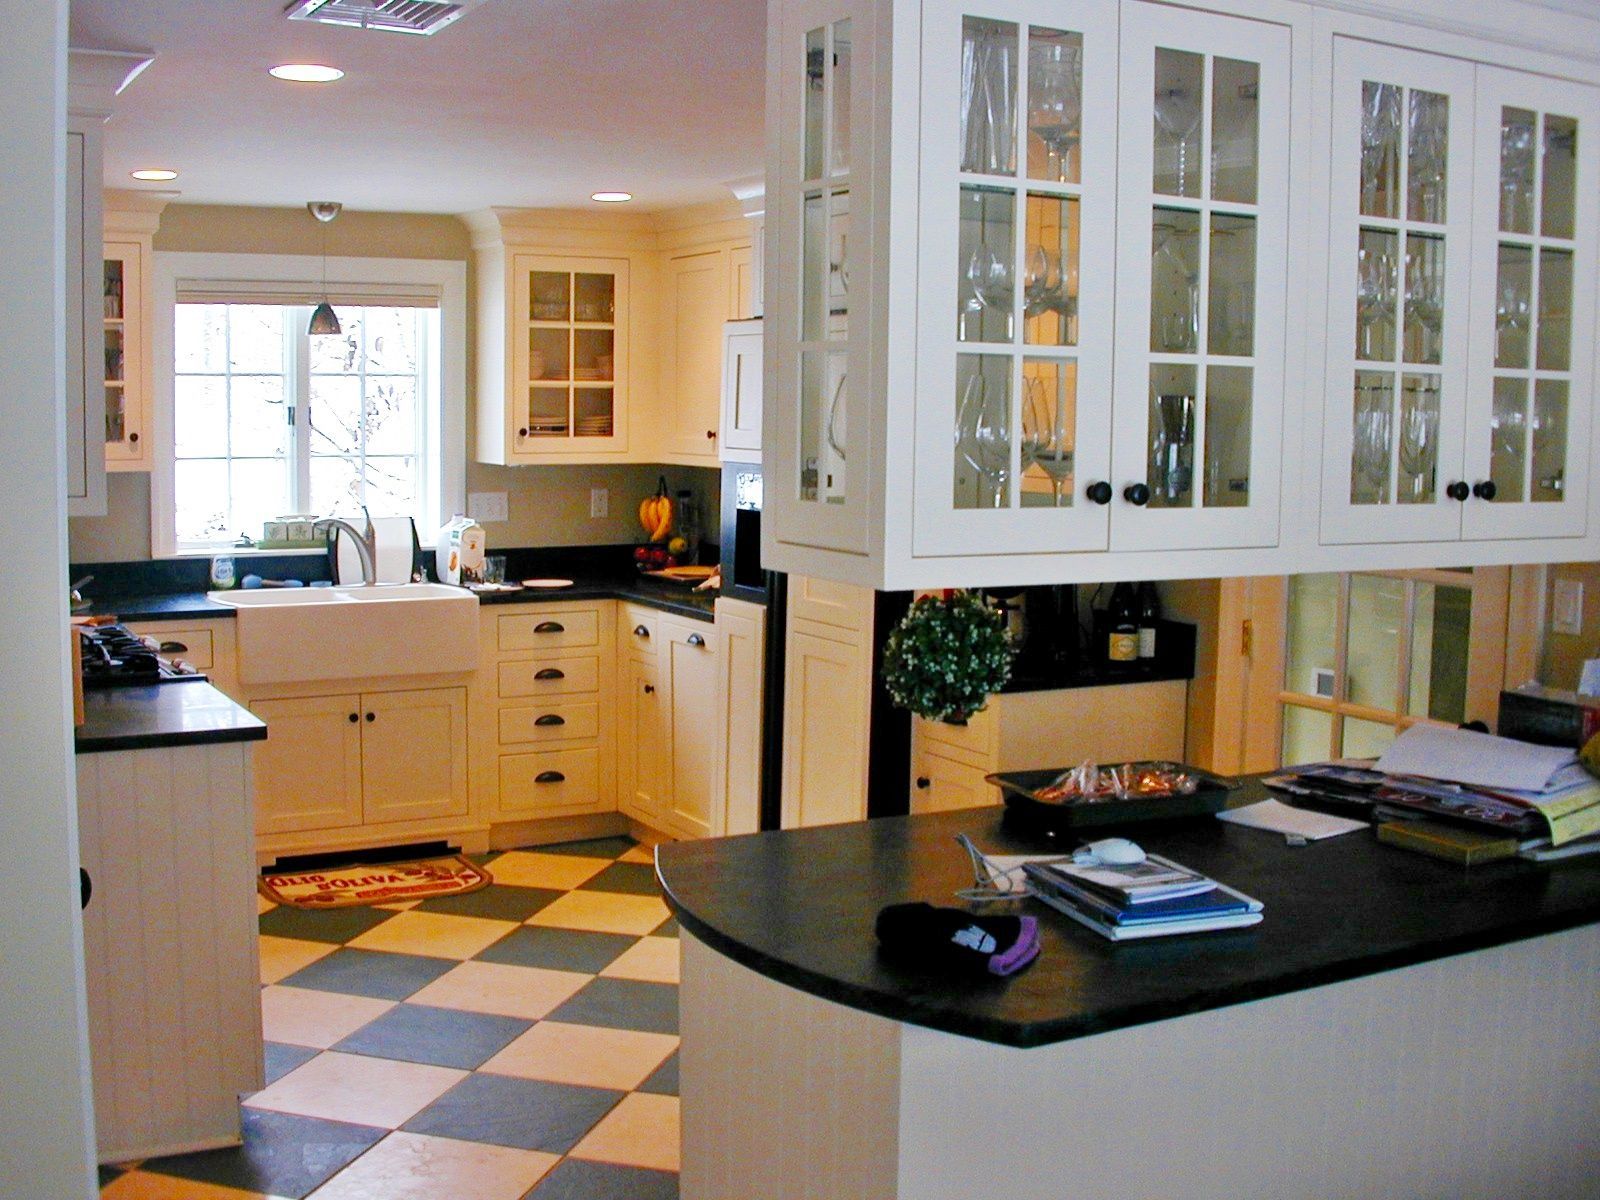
left=1462, top=68, right=1599, bottom=542
left=913, top=0, right=1119, bottom=558
left=103, top=241, right=148, bottom=471
left=1110, top=1, right=1290, bottom=553
left=509, top=256, right=624, bottom=455
left=1321, top=41, right=1478, bottom=544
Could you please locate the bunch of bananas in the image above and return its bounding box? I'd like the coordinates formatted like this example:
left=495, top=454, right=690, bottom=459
left=638, top=475, right=675, bottom=543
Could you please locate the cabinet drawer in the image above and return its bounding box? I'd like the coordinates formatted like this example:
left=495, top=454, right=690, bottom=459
left=498, top=655, right=600, bottom=698
left=917, top=707, right=996, bottom=761
left=128, top=624, right=214, bottom=671
left=621, top=609, right=659, bottom=657
left=498, top=609, right=599, bottom=651
left=911, top=749, right=1000, bottom=816
left=499, top=700, right=599, bottom=746
left=499, top=747, right=602, bottom=815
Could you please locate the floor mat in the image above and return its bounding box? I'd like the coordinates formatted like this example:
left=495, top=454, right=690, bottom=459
left=260, top=855, right=492, bottom=909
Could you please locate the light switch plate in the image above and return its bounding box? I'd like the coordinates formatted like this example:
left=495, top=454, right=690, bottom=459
left=468, top=491, right=509, bottom=523
left=1553, top=578, right=1584, bottom=636
left=590, top=488, right=609, bottom=518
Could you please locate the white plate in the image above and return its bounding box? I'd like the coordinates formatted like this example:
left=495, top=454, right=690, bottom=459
left=521, top=578, right=575, bottom=589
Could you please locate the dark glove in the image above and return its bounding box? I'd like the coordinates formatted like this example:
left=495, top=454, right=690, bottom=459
left=875, top=902, right=1040, bottom=977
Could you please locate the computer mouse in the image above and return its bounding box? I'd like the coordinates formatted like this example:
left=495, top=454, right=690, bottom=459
left=1074, top=837, right=1146, bottom=866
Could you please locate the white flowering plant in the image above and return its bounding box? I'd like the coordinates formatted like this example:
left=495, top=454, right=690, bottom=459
left=881, top=591, right=1014, bottom=723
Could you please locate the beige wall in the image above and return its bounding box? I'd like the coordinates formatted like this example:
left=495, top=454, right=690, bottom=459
left=69, top=203, right=722, bottom=562
left=1539, top=561, right=1600, bottom=690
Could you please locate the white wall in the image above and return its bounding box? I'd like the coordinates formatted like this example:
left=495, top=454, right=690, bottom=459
left=0, top=1, right=100, bottom=1195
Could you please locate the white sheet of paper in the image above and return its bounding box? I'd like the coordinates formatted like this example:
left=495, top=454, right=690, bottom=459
left=979, top=854, right=1073, bottom=894
left=1374, top=723, right=1576, bottom=792
left=1580, top=659, right=1600, bottom=698
left=1216, top=798, right=1367, bottom=841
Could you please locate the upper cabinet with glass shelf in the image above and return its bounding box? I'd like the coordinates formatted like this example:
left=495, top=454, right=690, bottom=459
left=1319, top=36, right=1599, bottom=550
left=766, top=0, right=1295, bottom=587
left=101, top=194, right=166, bottom=474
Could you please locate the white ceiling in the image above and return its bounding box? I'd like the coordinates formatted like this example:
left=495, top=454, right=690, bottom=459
left=69, top=0, right=767, bottom=214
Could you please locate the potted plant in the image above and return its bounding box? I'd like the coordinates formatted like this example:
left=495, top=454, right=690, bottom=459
left=881, top=591, right=1015, bottom=723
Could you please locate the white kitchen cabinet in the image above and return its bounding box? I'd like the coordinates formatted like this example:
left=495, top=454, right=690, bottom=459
left=713, top=596, right=767, bottom=836
left=720, top=318, right=764, bottom=462
left=251, top=686, right=467, bottom=838
left=780, top=576, right=874, bottom=827
left=661, top=247, right=736, bottom=463
left=77, top=740, right=263, bottom=1162
left=766, top=0, right=1293, bottom=587
left=65, top=123, right=105, bottom=516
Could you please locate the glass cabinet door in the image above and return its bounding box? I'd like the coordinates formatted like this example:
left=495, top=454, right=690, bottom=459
left=1109, top=1, right=1290, bottom=553
left=510, top=257, right=623, bottom=455
left=1462, top=68, right=1598, bottom=542
left=912, top=0, right=1119, bottom=558
left=1320, top=41, right=1476, bottom=545
left=102, top=243, right=143, bottom=466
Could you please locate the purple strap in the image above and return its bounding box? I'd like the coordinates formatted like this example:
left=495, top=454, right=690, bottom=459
left=987, top=914, right=1040, bottom=976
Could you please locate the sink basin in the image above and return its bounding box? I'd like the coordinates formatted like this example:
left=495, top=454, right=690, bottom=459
left=209, top=583, right=479, bottom=684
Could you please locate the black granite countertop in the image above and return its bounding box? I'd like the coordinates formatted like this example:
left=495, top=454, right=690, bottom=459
left=75, top=680, right=268, bottom=754
left=655, top=783, right=1600, bottom=1048
left=81, top=575, right=718, bottom=624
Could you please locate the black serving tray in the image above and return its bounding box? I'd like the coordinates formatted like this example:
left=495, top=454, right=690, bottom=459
left=986, top=761, right=1235, bottom=836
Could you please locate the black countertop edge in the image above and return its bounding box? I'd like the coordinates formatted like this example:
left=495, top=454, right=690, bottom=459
left=84, top=577, right=718, bottom=624
left=654, top=795, right=1600, bottom=1050
left=75, top=680, right=267, bottom=754
left=1001, top=661, right=1193, bottom=694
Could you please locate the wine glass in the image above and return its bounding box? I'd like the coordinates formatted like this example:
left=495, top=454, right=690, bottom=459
left=967, top=238, right=1014, bottom=339
left=1404, top=245, right=1443, bottom=360
left=1023, top=244, right=1063, bottom=319
left=1356, top=243, right=1396, bottom=359
left=827, top=372, right=847, bottom=462
left=1360, top=83, right=1401, bottom=216
left=1352, top=380, right=1393, bottom=504
left=1023, top=376, right=1074, bottom=507
left=1398, top=380, right=1438, bottom=501
left=1152, top=223, right=1198, bottom=352
left=961, top=23, right=1016, bottom=175
left=1154, top=84, right=1203, bottom=196
left=1028, top=39, right=1081, bottom=182
left=957, top=372, right=1010, bottom=507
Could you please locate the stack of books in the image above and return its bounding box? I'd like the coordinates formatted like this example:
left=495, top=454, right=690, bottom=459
left=1023, top=855, right=1264, bottom=941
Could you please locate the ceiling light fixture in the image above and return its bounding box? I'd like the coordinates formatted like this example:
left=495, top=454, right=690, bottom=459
left=269, top=63, right=345, bottom=83
left=130, top=168, right=179, bottom=182
left=591, top=191, right=633, bottom=203
left=307, top=201, right=343, bottom=336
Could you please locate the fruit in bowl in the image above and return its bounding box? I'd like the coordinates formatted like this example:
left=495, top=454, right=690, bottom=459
left=634, top=545, right=673, bottom=572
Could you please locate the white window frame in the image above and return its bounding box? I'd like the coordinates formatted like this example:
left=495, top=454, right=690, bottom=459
left=150, top=251, right=466, bottom=558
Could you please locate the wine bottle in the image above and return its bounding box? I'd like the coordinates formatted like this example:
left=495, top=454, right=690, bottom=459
left=1107, top=582, right=1138, bottom=664
left=1136, top=581, right=1161, bottom=660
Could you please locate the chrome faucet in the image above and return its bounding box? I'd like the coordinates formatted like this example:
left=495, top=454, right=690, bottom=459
left=315, top=507, right=379, bottom=586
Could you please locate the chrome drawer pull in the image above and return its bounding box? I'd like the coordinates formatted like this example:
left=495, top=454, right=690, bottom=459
left=633, top=624, right=650, bottom=638
left=687, top=633, right=706, bottom=647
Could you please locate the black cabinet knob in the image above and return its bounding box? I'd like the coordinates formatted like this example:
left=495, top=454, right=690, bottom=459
left=1446, top=480, right=1470, bottom=502
left=915, top=776, right=930, bottom=790
left=349, top=712, right=359, bottom=723
left=1123, top=482, right=1151, bottom=506
left=518, top=427, right=529, bottom=439
left=365, top=712, right=375, bottom=722
left=534, top=713, right=565, bottom=727
left=534, top=621, right=565, bottom=634
left=687, top=633, right=706, bottom=647
left=643, top=683, right=655, bottom=694
left=534, top=667, right=565, bottom=680
left=1086, top=481, right=1113, bottom=505
left=706, top=429, right=717, bottom=439
left=633, top=624, right=650, bottom=638
left=534, top=770, right=565, bottom=784
left=128, top=432, right=139, bottom=444
left=158, top=641, right=188, bottom=653
left=1473, top=480, right=1498, bottom=501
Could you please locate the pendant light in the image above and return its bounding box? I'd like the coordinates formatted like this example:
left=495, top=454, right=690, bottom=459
left=307, top=201, right=342, bottom=335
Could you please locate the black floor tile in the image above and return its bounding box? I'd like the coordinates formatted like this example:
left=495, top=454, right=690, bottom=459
left=533, top=836, right=637, bottom=860
left=578, top=862, right=660, bottom=896
left=412, top=883, right=564, bottom=922
left=475, top=925, right=637, bottom=974
left=525, top=1157, right=680, bottom=1199
left=258, top=902, right=399, bottom=945
left=138, top=1108, right=383, bottom=1199
left=333, top=1002, right=532, bottom=1070
left=547, top=977, right=679, bottom=1036
left=652, top=915, right=680, bottom=937
left=279, top=947, right=456, bottom=1001
left=637, top=1050, right=678, bottom=1096
left=263, top=1041, right=319, bottom=1085
left=95, top=1164, right=127, bottom=1187
left=403, top=1073, right=621, bottom=1154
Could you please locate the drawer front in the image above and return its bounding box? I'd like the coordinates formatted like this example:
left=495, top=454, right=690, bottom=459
left=498, top=655, right=600, bottom=698
left=621, top=608, right=659, bottom=657
left=499, top=700, right=600, bottom=746
left=498, top=609, right=600, bottom=651
left=917, top=707, right=996, bottom=759
left=499, top=747, right=602, bottom=815
left=129, top=624, right=215, bottom=671
left=911, top=749, right=1000, bottom=816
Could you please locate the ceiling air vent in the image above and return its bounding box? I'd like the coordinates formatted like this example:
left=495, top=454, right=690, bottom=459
left=284, top=0, right=487, bottom=36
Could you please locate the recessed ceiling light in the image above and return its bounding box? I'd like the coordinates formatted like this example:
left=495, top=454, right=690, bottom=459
left=268, top=63, right=345, bottom=83
left=130, top=169, right=179, bottom=182
left=591, top=191, right=633, bottom=203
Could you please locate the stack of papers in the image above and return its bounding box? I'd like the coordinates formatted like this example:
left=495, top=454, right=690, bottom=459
left=1023, top=854, right=1263, bottom=941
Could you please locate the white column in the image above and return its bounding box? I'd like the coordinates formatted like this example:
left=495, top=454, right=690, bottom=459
left=0, top=0, right=100, bottom=1195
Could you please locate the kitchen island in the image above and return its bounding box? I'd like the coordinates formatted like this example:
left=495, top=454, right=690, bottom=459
left=656, top=794, right=1600, bottom=1200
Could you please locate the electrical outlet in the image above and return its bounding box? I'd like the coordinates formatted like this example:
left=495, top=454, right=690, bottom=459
left=590, top=487, right=609, bottom=519
left=1553, top=578, right=1585, bottom=636
left=467, top=491, right=509, bottom=523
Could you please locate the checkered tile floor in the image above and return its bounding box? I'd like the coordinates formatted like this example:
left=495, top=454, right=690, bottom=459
left=98, top=837, right=682, bottom=1200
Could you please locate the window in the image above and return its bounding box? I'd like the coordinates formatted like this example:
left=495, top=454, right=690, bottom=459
left=1278, top=567, right=1509, bottom=765
left=153, top=252, right=465, bottom=557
